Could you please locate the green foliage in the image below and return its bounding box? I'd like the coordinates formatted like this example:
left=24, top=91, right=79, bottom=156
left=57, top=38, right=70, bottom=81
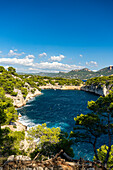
left=86, top=75, right=113, bottom=91
left=70, top=113, right=105, bottom=161
left=20, top=74, right=83, bottom=88
left=0, top=87, right=17, bottom=127
left=0, top=66, right=5, bottom=72
left=28, top=123, right=74, bottom=159
left=21, top=87, right=28, bottom=98
left=71, top=91, right=113, bottom=166
left=0, top=84, right=25, bottom=157
left=8, top=130, right=25, bottom=154
left=28, top=123, right=60, bottom=144
left=0, top=127, right=25, bottom=156
left=94, top=145, right=113, bottom=168
left=8, top=67, right=16, bottom=75
left=11, top=92, right=18, bottom=96
left=31, top=88, right=36, bottom=94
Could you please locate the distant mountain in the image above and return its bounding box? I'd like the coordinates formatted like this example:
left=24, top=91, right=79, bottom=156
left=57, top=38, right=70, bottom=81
left=36, top=66, right=113, bottom=80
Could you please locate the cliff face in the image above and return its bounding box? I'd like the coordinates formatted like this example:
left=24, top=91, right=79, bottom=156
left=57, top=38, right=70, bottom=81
left=81, top=84, right=109, bottom=96
left=6, top=88, right=42, bottom=108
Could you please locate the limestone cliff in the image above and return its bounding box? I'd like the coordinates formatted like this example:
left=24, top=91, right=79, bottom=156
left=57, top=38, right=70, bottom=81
left=6, top=88, right=42, bottom=108
left=81, top=84, right=109, bottom=96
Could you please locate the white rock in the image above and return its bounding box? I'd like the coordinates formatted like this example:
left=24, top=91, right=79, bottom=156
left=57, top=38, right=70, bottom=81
left=7, top=155, right=31, bottom=161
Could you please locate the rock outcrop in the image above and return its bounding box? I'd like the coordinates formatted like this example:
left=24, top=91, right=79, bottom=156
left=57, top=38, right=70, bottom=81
left=6, top=88, right=42, bottom=108
left=7, top=155, right=31, bottom=161
left=1, top=121, right=27, bottom=132
left=81, top=84, right=109, bottom=96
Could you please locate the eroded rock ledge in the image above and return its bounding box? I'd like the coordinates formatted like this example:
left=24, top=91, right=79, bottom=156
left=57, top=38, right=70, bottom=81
left=6, top=88, right=42, bottom=108
left=40, top=84, right=110, bottom=96
left=81, top=84, right=109, bottom=96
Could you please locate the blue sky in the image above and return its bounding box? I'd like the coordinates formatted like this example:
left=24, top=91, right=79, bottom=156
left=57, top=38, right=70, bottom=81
left=0, top=0, right=113, bottom=73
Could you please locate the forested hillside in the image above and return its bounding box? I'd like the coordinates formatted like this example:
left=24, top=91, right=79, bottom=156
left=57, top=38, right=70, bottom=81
left=0, top=66, right=113, bottom=169
left=34, top=66, right=113, bottom=80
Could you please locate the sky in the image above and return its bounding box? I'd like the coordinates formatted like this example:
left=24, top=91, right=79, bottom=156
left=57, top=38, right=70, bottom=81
left=0, top=0, right=113, bottom=73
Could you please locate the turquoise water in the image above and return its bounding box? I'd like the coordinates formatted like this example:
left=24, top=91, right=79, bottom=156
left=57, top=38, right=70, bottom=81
left=18, top=89, right=99, bottom=160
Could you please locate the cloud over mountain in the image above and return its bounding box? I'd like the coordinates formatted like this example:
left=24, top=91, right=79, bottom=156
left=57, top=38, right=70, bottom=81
left=50, top=55, right=65, bottom=61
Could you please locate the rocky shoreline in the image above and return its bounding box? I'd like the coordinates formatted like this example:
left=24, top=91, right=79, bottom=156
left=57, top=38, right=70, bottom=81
left=3, top=84, right=109, bottom=134
left=6, top=83, right=109, bottom=109
left=81, top=84, right=109, bottom=96
left=39, top=85, right=82, bottom=90
left=40, top=84, right=110, bottom=96
left=6, top=88, right=42, bottom=108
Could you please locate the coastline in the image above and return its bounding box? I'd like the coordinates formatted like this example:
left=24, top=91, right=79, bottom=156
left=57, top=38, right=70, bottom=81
left=39, top=85, right=83, bottom=90
left=6, top=88, right=42, bottom=108
left=8, top=84, right=109, bottom=132
left=39, top=84, right=109, bottom=96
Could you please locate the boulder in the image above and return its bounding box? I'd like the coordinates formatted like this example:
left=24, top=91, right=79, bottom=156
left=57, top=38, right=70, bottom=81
left=7, top=155, right=31, bottom=161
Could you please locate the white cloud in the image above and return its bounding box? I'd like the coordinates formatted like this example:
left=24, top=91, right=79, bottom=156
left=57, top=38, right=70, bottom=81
left=8, top=50, right=25, bottom=56
left=50, top=55, right=65, bottom=61
left=0, top=56, right=34, bottom=66
left=86, top=61, right=98, bottom=67
left=80, top=54, right=83, bottom=57
left=26, top=55, right=35, bottom=59
left=29, top=62, right=84, bottom=73
left=0, top=51, right=85, bottom=73
left=0, top=51, right=2, bottom=53
left=39, top=52, right=47, bottom=57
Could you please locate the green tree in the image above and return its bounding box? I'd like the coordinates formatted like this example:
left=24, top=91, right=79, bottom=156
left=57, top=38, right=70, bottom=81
left=94, top=145, right=113, bottom=168
left=8, top=66, right=16, bottom=74
left=0, top=128, right=25, bottom=156
left=0, top=87, right=17, bottom=129
left=71, top=91, right=113, bottom=167
left=0, top=66, right=5, bottom=72
left=28, top=123, right=74, bottom=159
left=70, top=113, right=106, bottom=160
left=88, top=91, right=113, bottom=165
left=0, top=87, right=24, bottom=156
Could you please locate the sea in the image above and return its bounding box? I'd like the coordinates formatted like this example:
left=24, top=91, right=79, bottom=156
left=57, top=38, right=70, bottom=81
left=17, top=89, right=99, bottom=160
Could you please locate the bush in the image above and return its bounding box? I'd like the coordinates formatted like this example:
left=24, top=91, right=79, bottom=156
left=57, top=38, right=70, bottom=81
left=21, top=87, right=28, bottom=98
left=31, top=89, right=36, bottom=94
left=11, top=92, right=18, bottom=96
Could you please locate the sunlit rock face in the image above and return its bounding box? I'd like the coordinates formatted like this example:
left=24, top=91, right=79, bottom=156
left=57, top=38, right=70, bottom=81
left=81, top=84, right=109, bottom=96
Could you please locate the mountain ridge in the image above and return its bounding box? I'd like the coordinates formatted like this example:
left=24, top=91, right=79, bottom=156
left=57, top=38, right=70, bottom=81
left=18, top=66, right=113, bottom=80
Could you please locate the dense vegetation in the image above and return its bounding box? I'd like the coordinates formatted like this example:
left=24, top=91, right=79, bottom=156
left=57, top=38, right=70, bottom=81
left=27, top=123, right=74, bottom=160
left=19, top=74, right=83, bottom=87
left=1, top=65, right=113, bottom=169
left=0, top=66, right=39, bottom=98
left=86, top=75, right=113, bottom=88
left=70, top=91, right=113, bottom=168
left=0, top=87, right=25, bottom=157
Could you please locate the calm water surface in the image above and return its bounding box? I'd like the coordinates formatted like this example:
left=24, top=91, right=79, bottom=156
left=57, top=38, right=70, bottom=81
left=18, top=89, right=99, bottom=160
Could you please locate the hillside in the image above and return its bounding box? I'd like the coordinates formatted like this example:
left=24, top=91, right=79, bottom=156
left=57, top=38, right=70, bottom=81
left=35, top=66, right=113, bottom=80
left=0, top=66, right=83, bottom=107
left=0, top=66, right=113, bottom=168
left=0, top=66, right=41, bottom=107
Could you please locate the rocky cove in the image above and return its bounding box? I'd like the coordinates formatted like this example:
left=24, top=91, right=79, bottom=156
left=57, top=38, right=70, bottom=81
left=6, top=87, right=42, bottom=108
left=39, top=84, right=110, bottom=96
left=6, top=84, right=109, bottom=110
left=9, top=84, right=109, bottom=109
left=2, top=81, right=110, bottom=154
